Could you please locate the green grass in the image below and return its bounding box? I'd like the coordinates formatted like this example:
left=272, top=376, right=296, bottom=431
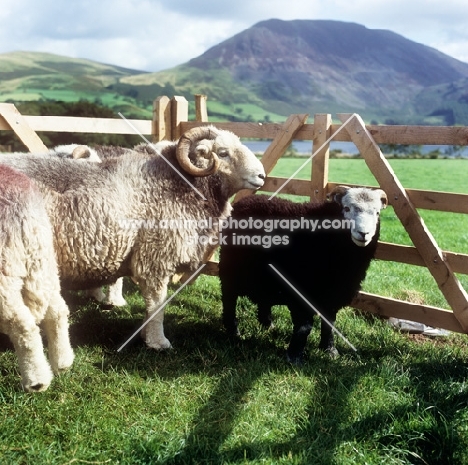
left=1, top=159, right=468, bottom=464
left=269, top=158, right=468, bottom=193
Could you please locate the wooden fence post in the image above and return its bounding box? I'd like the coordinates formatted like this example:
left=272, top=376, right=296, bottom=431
left=338, top=113, right=468, bottom=330
left=176, top=94, right=213, bottom=285
left=234, top=113, right=309, bottom=202
left=0, top=103, right=48, bottom=152
left=195, top=94, right=208, bottom=122
left=171, top=96, right=189, bottom=139
left=152, top=96, right=171, bottom=142
left=311, top=113, right=332, bottom=202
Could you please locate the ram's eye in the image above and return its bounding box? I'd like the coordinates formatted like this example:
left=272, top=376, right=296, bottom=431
left=218, top=150, right=230, bottom=158
left=344, top=206, right=350, bottom=212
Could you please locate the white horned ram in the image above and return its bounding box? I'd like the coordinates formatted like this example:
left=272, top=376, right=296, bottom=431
left=0, top=165, right=74, bottom=392
left=0, top=126, right=266, bottom=350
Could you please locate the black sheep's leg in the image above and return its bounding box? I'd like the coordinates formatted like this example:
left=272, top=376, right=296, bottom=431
left=257, top=302, right=273, bottom=329
left=221, top=284, right=240, bottom=336
left=318, top=309, right=339, bottom=358
left=286, top=307, right=312, bottom=364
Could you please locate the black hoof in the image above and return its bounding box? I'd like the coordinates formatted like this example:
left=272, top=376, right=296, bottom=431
left=260, top=321, right=275, bottom=330
left=286, top=351, right=304, bottom=365
left=325, top=347, right=339, bottom=358
left=224, top=325, right=240, bottom=337
left=30, top=383, right=45, bottom=391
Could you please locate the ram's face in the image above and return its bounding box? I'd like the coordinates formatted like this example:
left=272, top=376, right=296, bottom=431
left=208, top=132, right=265, bottom=195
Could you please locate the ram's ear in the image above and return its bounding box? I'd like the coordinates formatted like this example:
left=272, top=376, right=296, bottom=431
left=327, top=185, right=350, bottom=204
left=195, top=143, right=211, bottom=159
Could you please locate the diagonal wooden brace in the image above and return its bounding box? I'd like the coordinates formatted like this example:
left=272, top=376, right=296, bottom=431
left=0, top=103, right=48, bottom=153
left=338, top=113, right=468, bottom=331
left=234, top=113, right=309, bottom=202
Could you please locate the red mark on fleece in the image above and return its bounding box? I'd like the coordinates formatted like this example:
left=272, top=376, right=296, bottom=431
left=0, top=165, right=34, bottom=195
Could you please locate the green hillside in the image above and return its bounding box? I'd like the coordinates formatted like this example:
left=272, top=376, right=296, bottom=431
left=117, top=64, right=287, bottom=122
left=0, top=51, right=152, bottom=118
left=411, top=78, right=468, bottom=125
left=0, top=51, right=287, bottom=122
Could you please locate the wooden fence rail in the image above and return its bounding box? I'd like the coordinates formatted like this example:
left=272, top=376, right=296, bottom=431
left=1, top=96, right=468, bottom=335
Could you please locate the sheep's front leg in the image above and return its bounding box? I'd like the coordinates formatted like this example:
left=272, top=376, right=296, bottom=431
left=86, top=286, right=107, bottom=303
left=221, top=281, right=239, bottom=336
left=104, top=278, right=127, bottom=307
left=42, top=293, right=74, bottom=374
left=286, top=306, right=313, bottom=364
left=0, top=278, right=53, bottom=392
left=139, top=277, right=172, bottom=350
left=318, top=311, right=339, bottom=358
left=257, top=302, right=273, bottom=329
left=86, top=279, right=127, bottom=307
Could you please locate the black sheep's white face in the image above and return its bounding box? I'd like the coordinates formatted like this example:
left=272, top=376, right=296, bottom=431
left=339, top=188, right=388, bottom=247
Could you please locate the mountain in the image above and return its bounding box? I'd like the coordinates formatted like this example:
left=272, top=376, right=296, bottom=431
left=121, top=19, right=468, bottom=124
left=3, top=20, right=468, bottom=124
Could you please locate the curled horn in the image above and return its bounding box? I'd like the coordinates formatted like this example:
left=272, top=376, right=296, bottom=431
left=72, top=145, right=91, bottom=160
left=176, top=126, right=221, bottom=176
left=327, top=185, right=350, bottom=203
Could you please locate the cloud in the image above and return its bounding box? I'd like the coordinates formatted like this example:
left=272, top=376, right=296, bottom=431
left=0, top=0, right=467, bottom=71
left=0, top=0, right=247, bottom=70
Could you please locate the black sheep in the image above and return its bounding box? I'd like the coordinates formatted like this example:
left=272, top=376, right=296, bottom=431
left=218, top=186, right=387, bottom=362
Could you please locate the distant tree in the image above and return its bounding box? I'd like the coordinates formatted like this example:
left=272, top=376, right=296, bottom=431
left=283, top=144, right=299, bottom=157
left=380, top=144, right=423, bottom=158
left=444, top=145, right=466, bottom=158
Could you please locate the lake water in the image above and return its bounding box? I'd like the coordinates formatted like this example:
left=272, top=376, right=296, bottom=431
left=243, top=140, right=468, bottom=157
left=244, top=140, right=358, bottom=155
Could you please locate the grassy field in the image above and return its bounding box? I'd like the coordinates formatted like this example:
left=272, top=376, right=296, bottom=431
left=1, top=158, right=468, bottom=464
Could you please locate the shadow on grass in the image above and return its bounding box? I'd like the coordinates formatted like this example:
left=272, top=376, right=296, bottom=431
left=57, top=287, right=468, bottom=464
left=1, top=280, right=465, bottom=464
left=117, top=313, right=468, bottom=464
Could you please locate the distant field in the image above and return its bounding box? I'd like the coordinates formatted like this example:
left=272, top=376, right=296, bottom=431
left=269, top=158, right=468, bottom=193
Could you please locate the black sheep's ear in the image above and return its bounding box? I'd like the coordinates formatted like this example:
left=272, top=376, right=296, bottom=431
left=327, top=185, right=350, bottom=204
left=378, top=190, right=388, bottom=209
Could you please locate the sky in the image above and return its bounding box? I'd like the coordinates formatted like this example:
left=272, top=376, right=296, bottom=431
left=1, top=0, right=468, bottom=72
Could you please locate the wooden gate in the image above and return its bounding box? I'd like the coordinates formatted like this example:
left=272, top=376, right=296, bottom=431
left=1, top=97, right=468, bottom=334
